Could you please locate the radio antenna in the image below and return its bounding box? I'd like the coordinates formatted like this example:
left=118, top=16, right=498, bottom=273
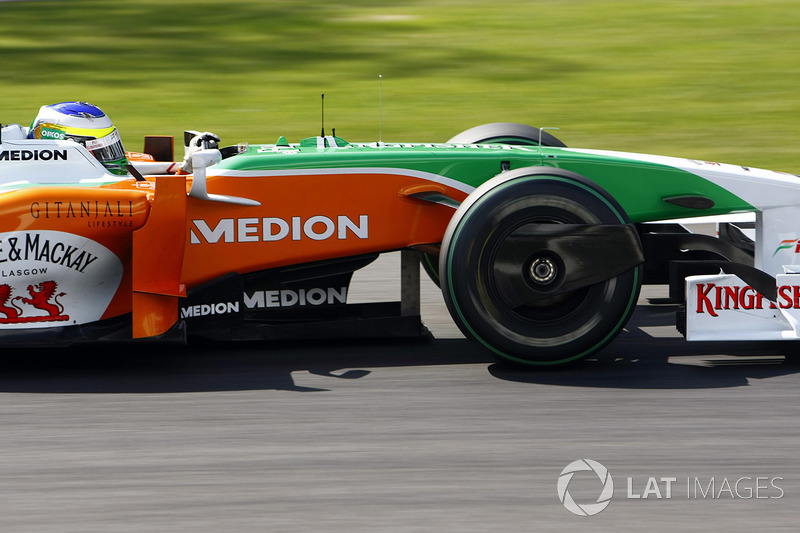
left=378, top=75, right=383, bottom=143
left=321, top=93, right=325, bottom=137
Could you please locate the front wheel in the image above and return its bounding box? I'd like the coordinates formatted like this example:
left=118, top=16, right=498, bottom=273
left=439, top=168, right=643, bottom=366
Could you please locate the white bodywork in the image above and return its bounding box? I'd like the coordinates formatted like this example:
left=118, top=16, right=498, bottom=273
left=0, top=133, right=126, bottom=189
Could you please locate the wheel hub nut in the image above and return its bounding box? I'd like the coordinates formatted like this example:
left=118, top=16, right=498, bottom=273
left=530, top=257, right=557, bottom=284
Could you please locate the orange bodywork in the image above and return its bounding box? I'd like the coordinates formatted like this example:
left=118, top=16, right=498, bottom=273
left=179, top=172, right=466, bottom=285
left=0, top=168, right=468, bottom=337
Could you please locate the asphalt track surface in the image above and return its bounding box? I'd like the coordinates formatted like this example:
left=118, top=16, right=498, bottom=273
left=0, top=252, right=798, bottom=532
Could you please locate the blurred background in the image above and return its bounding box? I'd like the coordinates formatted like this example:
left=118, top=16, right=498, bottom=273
left=2, top=4, right=800, bottom=531
left=2, top=0, right=799, bottom=170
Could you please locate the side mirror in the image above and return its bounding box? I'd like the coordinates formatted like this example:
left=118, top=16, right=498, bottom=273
left=189, top=149, right=260, bottom=206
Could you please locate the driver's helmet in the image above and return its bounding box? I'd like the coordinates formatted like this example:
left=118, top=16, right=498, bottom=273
left=28, top=101, right=128, bottom=176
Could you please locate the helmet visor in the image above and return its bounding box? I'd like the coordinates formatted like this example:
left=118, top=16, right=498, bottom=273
left=78, top=129, right=128, bottom=176
left=83, top=129, right=125, bottom=163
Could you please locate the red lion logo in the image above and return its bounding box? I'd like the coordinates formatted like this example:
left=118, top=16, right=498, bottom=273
left=18, top=281, right=66, bottom=317
left=0, top=284, right=22, bottom=321
left=0, top=281, right=70, bottom=324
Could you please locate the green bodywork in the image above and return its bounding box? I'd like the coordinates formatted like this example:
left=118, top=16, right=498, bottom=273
left=216, top=139, right=755, bottom=223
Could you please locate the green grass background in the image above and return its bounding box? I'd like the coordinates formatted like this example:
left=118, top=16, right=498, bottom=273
left=2, top=0, right=799, bottom=170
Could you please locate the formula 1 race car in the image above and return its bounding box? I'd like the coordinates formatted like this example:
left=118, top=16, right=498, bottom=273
left=1, top=113, right=797, bottom=366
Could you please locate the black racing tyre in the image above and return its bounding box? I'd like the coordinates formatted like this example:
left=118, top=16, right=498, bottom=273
left=439, top=168, right=642, bottom=366
left=420, top=252, right=441, bottom=287
left=447, top=122, right=566, bottom=147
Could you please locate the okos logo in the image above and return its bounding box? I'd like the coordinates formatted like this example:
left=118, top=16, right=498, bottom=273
left=557, top=459, right=614, bottom=516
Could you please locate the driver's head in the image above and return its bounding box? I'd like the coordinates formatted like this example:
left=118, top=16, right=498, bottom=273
left=29, top=101, right=128, bottom=176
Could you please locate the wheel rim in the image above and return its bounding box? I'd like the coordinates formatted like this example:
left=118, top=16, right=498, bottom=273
left=482, top=217, right=612, bottom=340
left=441, top=173, right=642, bottom=366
